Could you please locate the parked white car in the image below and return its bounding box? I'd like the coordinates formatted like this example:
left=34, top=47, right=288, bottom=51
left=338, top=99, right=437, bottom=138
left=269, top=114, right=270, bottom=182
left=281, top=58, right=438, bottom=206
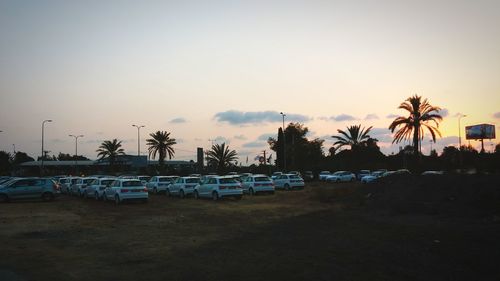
left=361, top=171, right=386, bottom=184
left=356, top=170, right=371, bottom=180
left=146, top=176, right=178, bottom=194
left=273, top=174, right=305, bottom=190
left=84, top=177, right=116, bottom=199
left=325, top=171, right=355, bottom=183
left=241, top=174, right=275, bottom=195
left=271, top=172, right=283, bottom=180
left=103, top=179, right=148, bottom=204
left=318, top=171, right=332, bottom=181
left=193, top=176, right=242, bottom=200
left=167, top=177, right=200, bottom=198
left=71, top=177, right=98, bottom=197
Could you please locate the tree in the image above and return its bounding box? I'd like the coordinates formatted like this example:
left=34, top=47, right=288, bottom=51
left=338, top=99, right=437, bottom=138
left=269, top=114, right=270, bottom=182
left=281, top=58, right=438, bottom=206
left=146, top=131, right=176, bottom=166
left=96, top=139, right=125, bottom=168
left=205, top=143, right=237, bottom=174
left=332, top=124, right=373, bottom=150
left=0, top=151, right=11, bottom=175
left=389, top=95, right=443, bottom=156
left=268, top=123, right=324, bottom=171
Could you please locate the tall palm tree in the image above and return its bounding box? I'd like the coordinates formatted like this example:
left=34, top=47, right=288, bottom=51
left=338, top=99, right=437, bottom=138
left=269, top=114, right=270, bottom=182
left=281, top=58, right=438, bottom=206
left=96, top=139, right=125, bottom=167
left=146, top=131, right=176, bottom=166
left=389, top=95, right=442, bottom=156
left=205, top=143, right=237, bottom=174
left=332, top=125, right=373, bottom=150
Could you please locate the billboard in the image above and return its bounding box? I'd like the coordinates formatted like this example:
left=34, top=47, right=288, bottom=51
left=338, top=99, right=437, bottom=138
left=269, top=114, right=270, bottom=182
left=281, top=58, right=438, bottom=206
left=465, top=124, right=496, bottom=140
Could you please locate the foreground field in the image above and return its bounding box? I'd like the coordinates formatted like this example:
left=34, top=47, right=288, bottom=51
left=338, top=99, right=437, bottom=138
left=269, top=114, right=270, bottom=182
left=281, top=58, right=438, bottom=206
left=1, top=177, right=499, bottom=281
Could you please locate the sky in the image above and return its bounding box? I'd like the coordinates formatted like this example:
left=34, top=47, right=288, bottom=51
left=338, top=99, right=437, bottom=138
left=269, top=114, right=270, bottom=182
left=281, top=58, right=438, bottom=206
left=0, top=0, right=499, bottom=163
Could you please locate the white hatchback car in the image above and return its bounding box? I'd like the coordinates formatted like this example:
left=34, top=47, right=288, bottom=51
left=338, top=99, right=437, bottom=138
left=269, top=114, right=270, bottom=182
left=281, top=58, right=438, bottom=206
left=84, top=177, right=116, bottom=199
left=71, top=177, right=98, bottom=197
left=103, top=179, right=148, bottom=204
left=318, top=171, right=332, bottom=181
left=325, top=171, right=355, bottom=183
left=167, top=176, right=200, bottom=198
left=194, top=176, right=243, bottom=200
left=241, top=174, right=275, bottom=195
left=146, top=176, right=178, bottom=194
left=273, top=174, right=305, bottom=190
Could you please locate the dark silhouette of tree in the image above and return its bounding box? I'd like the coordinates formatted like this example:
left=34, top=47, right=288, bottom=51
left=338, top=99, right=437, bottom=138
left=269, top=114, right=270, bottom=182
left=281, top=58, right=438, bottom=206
left=12, top=151, right=34, bottom=166
left=332, top=124, right=373, bottom=150
left=57, top=153, right=89, bottom=161
left=146, top=131, right=176, bottom=166
left=0, top=151, right=11, bottom=175
left=389, top=95, right=443, bottom=156
left=496, top=143, right=500, bottom=154
left=96, top=139, right=125, bottom=168
left=268, top=123, right=324, bottom=171
left=205, top=143, right=237, bottom=174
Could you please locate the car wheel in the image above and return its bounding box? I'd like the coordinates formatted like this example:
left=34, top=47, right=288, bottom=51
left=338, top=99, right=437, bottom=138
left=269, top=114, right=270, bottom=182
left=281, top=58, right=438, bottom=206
left=180, top=190, right=185, bottom=199
left=194, top=190, right=199, bottom=199
left=249, top=188, right=254, bottom=196
left=336, top=179, right=340, bottom=183
left=212, top=191, right=219, bottom=201
left=0, top=194, right=9, bottom=203
left=284, top=184, right=290, bottom=191
left=165, top=189, right=171, bottom=197
left=95, top=192, right=100, bottom=200
left=41, top=192, right=54, bottom=202
left=154, top=187, right=158, bottom=194
left=114, top=195, right=120, bottom=205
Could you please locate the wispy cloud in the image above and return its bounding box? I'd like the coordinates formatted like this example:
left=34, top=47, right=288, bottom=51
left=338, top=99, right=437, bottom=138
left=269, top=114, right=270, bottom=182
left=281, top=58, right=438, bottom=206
left=369, top=128, right=393, bottom=143
left=234, top=134, right=247, bottom=140
left=436, top=108, right=449, bottom=117
left=242, top=141, right=267, bottom=148
left=386, top=114, right=399, bottom=119
left=258, top=133, right=276, bottom=141
left=331, top=114, right=357, bottom=122
left=213, top=136, right=230, bottom=144
left=169, top=117, right=187, bottom=124
left=214, top=110, right=311, bottom=125
left=364, top=114, right=379, bottom=120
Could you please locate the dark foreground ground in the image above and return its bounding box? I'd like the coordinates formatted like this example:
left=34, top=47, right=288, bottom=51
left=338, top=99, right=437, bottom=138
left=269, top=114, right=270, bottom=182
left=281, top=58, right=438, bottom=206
left=1, top=175, right=499, bottom=281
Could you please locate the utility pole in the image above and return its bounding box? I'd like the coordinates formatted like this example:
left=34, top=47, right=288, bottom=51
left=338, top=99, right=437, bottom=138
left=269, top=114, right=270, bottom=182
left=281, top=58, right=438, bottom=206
left=132, top=124, right=145, bottom=156
left=280, top=112, right=286, bottom=172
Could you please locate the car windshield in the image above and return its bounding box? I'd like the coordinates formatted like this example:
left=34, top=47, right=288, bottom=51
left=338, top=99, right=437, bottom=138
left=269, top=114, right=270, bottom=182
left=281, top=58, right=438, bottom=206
left=290, top=175, right=301, bottom=179
left=219, top=178, right=237, bottom=184
left=83, top=179, right=95, bottom=184
left=158, top=178, right=172, bottom=182
left=186, top=178, right=199, bottom=184
left=255, top=177, right=271, bottom=182
left=101, top=180, right=114, bottom=185
left=122, top=181, right=143, bottom=187
left=333, top=172, right=344, bottom=175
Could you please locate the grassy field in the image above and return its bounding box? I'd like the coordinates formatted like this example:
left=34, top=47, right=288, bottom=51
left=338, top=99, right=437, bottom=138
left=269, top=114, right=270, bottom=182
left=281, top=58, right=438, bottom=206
left=1, top=178, right=499, bottom=281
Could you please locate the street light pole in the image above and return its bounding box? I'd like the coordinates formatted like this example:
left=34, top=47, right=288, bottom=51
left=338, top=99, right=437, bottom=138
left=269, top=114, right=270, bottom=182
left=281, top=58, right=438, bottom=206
left=132, top=125, right=145, bottom=156
left=41, top=119, right=52, bottom=176
left=69, top=134, right=84, bottom=174
left=458, top=114, right=467, bottom=149
left=280, top=112, right=286, bottom=172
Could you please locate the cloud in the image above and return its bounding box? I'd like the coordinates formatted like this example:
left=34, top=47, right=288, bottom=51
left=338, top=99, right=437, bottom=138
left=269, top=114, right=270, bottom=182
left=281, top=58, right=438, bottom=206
left=436, top=108, right=449, bottom=117
left=242, top=141, right=267, bottom=148
left=175, top=138, right=185, bottom=144
left=386, top=114, right=399, bottom=119
left=364, top=114, right=379, bottom=120
left=213, top=136, right=229, bottom=144
left=331, top=114, right=357, bottom=122
left=318, top=116, right=329, bottom=121
left=169, top=117, right=187, bottom=124
left=436, top=136, right=458, bottom=146
left=214, top=110, right=311, bottom=125
left=494, top=112, right=500, bottom=119
left=368, top=128, right=393, bottom=143
left=194, top=138, right=203, bottom=142
left=258, top=133, right=276, bottom=141
left=234, top=134, right=247, bottom=140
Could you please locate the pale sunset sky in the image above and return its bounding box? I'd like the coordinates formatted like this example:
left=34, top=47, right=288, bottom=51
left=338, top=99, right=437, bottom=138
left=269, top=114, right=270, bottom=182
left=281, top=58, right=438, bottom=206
left=0, top=0, right=499, bottom=163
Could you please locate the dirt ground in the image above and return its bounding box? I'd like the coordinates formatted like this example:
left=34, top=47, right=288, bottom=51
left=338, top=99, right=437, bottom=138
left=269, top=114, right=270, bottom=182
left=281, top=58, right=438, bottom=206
left=1, top=178, right=499, bottom=281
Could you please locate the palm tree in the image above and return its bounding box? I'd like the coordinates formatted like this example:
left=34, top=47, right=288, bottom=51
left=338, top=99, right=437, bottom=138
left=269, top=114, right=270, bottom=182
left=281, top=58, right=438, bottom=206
left=389, top=95, right=442, bottom=156
left=332, top=124, right=373, bottom=150
left=96, top=139, right=125, bottom=168
left=205, top=143, right=237, bottom=174
left=146, top=131, right=176, bottom=166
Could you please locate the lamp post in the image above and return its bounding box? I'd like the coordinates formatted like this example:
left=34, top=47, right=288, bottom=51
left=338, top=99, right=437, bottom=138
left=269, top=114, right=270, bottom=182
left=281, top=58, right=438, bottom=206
left=429, top=140, right=433, bottom=155
left=69, top=134, right=84, bottom=174
left=458, top=114, right=467, bottom=149
left=132, top=125, right=145, bottom=156
left=280, top=112, right=286, bottom=172
left=41, top=119, right=52, bottom=175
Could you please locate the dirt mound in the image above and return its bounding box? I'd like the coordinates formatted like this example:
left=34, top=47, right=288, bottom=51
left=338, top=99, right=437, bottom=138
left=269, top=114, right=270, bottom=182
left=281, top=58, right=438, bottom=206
left=362, top=174, right=500, bottom=217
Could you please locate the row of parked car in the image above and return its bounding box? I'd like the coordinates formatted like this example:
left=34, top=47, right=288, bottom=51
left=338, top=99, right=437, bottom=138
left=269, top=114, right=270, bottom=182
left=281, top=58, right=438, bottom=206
left=317, top=169, right=412, bottom=183
left=44, top=172, right=306, bottom=204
